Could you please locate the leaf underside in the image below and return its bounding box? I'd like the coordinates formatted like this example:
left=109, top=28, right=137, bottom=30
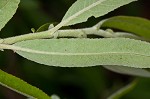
left=13, top=38, right=150, bottom=68
left=103, top=65, right=150, bottom=78
left=62, top=0, right=137, bottom=26
left=0, top=0, right=20, bottom=31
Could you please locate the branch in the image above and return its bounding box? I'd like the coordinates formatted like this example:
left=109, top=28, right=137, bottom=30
left=0, top=23, right=143, bottom=45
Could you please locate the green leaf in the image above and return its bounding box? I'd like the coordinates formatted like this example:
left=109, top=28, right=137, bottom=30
left=11, top=38, right=150, bottom=68
left=0, top=69, right=51, bottom=99
left=0, top=0, right=20, bottom=31
left=107, top=79, right=137, bottom=99
left=103, top=66, right=150, bottom=78
left=101, top=16, right=150, bottom=39
left=62, top=0, right=136, bottom=26
left=36, top=23, right=51, bottom=32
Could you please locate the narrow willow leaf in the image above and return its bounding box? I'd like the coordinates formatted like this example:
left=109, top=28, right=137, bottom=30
left=0, top=69, right=50, bottom=99
left=0, top=0, right=20, bottom=31
left=103, top=66, right=150, bottom=78
left=107, top=79, right=137, bottom=99
left=62, top=0, right=136, bottom=26
left=11, top=38, right=150, bottom=68
left=101, top=16, right=150, bottom=39
left=36, top=23, right=51, bottom=32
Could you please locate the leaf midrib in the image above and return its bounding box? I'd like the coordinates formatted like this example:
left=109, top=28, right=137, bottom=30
left=1, top=44, right=150, bottom=57
left=61, top=0, right=106, bottom=25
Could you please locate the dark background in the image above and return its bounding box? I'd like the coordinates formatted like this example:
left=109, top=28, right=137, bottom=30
left=0, top=0, right=150, bottom=99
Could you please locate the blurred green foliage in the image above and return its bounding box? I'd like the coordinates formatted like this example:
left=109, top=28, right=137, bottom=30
left=0, top=0, right=150, bottom=99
